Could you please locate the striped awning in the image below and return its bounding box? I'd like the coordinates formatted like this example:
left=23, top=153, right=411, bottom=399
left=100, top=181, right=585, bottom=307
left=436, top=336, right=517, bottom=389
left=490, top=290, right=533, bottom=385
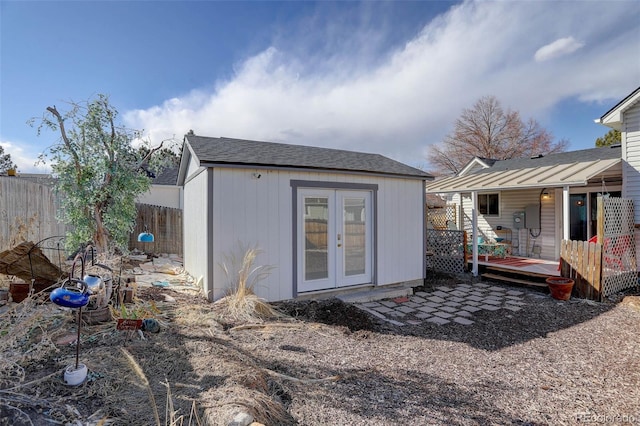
left=426, top=158, right=621, bottom=193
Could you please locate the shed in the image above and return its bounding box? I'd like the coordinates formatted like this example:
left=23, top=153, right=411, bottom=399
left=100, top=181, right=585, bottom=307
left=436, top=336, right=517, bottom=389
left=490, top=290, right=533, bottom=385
left=177, top=135, right=432, bottom=302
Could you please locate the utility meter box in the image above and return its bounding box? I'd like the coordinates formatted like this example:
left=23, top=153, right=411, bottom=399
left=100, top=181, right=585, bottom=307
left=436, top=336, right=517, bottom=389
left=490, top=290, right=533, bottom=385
left=525, top=204, right=540, bottom=229
left=513, top=211, right=525, bottom=229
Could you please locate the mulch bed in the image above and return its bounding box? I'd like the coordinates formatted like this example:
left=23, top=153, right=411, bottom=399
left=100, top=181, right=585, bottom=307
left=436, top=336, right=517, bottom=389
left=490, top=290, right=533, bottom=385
left=1, top=273, right=639, bottom=425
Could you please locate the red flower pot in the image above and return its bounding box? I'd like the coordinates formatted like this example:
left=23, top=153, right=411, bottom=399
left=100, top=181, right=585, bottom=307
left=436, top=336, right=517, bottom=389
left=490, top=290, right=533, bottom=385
left=546, top=277, right=574, bottom=301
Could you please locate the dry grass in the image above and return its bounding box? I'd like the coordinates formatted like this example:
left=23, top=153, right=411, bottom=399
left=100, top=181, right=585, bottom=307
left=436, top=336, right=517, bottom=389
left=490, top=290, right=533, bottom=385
left=214, top=244, right=281, bottom=324
left=0, top=291, right=101, bottom=424
left=162, top=380, right=202, bottom=426
left=206, top=384, right=293, bottom=426
left=3, top=267, right=639, bottom=425
left=0, top=293, right=64, bottom=385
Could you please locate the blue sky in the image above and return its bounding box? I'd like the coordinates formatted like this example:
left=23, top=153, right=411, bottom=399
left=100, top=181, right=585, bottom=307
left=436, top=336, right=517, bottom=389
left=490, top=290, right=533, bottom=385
left=1, top=1, right=639, bottom=173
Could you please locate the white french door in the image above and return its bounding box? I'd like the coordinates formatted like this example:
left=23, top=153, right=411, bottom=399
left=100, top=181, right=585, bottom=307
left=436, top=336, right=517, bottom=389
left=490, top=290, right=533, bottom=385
left=297, top=189, right=373, bottom=292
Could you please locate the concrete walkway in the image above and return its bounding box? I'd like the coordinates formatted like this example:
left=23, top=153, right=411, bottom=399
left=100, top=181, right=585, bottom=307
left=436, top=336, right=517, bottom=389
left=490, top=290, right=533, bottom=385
left=354, top=283, right=539, bottom=326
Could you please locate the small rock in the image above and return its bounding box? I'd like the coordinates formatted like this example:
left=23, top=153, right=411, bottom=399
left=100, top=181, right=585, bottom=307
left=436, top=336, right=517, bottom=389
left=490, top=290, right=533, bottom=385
left=620, top=295, right=640, bottom=311
left=142, top=318, right=161, bottom=333
left=163, top=294, right=177, bottom=303
left=228, top=411, right=254, bottom=426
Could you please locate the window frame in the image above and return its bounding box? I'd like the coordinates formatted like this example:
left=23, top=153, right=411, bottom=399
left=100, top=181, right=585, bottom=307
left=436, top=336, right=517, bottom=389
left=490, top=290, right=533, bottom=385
left=478, top=192, right=500, bottom=216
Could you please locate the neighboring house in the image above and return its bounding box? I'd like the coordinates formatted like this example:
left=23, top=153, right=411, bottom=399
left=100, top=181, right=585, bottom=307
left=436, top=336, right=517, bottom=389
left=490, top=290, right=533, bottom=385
left=4, top=172, right=57, bottom=186
left=137, top=165, right=183, bottom=209
left=596, top=85, right=640, bottom=257
left=426, top=146, right=623, bottom=274
left=177, top=135, right=432, bottom=302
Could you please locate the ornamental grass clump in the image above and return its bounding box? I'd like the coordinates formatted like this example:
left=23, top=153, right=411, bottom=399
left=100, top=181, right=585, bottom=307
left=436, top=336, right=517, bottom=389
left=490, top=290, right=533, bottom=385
left=215, top=245, right=280, bottom=324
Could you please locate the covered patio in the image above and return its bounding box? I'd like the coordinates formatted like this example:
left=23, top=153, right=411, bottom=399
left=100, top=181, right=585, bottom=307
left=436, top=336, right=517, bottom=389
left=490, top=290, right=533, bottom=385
left=426, top=146, right=623, bottom=277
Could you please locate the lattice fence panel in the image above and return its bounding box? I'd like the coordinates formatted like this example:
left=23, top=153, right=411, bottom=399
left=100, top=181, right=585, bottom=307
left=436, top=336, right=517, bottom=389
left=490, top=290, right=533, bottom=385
left=601, top=197, right=637, bottom=299
left=427, top=204, right=456, bottom=230
left=426, top=229, right=465, bottom=274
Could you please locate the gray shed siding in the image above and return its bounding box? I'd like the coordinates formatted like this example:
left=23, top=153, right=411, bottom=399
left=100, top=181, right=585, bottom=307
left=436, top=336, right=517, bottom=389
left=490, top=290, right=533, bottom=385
left=198, top=167, right=425, bottom=302
left=182, top=169, right=210, bottom=297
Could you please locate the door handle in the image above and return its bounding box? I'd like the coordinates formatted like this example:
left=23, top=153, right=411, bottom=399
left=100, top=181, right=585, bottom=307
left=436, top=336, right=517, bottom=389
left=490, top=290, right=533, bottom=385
left=337, top=233, right=342, bottom=247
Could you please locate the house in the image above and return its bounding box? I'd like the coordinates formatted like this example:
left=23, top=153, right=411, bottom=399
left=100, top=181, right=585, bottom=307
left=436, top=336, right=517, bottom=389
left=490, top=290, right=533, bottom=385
left=177, top=135, right=432, bottom=302
left=426, top=145, right=623, bottom=275
left=596, top=85, right=640, bottom=257
left=137, top=165, right=183, bottom=209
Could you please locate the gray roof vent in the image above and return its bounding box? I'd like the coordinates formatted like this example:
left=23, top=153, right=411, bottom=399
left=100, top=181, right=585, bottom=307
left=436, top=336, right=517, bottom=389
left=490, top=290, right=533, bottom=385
left=530, top=154, right=544, bottom=159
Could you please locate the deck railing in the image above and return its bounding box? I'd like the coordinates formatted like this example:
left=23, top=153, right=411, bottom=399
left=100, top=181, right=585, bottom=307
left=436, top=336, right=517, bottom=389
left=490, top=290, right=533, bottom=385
left=559, top=239, right=602, bottom=301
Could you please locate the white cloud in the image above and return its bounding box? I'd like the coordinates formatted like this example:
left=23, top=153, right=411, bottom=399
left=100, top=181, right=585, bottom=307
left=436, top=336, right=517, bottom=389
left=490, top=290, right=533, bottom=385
left=0, top=140, right=51, bottom=174
left=124, top=1, right=640, bottom=168
left=534, top=37, right=585, bottom=62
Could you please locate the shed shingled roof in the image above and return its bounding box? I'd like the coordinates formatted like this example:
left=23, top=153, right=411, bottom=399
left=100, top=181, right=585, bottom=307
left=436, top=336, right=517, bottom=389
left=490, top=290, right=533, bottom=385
left=185, top=135, right=432, bottom=179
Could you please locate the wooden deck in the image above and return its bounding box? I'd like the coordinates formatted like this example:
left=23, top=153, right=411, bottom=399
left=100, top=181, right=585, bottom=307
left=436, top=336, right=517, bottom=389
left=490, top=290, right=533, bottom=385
left=468, top=256, right=560, bottom=279
left=464, top=256, right=560, bottom=288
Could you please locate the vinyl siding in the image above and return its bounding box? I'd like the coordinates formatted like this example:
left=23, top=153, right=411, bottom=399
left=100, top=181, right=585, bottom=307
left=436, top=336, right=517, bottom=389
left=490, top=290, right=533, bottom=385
left=620, top=101, right=640, bottom=266
left=137, top=185, right=182, bottom=209
left=622, top=104, right=640, bottom=222
left=460, top=189, right=556, bottom=260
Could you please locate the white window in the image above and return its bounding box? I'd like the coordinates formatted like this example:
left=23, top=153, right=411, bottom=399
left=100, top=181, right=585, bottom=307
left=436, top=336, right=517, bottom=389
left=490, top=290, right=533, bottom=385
left=478, top=193, right=499, bottom=216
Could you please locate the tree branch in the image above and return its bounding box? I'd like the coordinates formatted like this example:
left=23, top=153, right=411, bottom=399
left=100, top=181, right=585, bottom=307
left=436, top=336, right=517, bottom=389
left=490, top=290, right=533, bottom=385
left=134, top=140, right=165, bottom=170
left=46, top=106, right=81, bottom=174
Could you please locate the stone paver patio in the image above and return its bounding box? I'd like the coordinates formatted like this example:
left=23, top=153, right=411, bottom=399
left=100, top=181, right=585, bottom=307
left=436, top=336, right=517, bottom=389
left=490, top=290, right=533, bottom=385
left=355, top=283, right=543, bottom=326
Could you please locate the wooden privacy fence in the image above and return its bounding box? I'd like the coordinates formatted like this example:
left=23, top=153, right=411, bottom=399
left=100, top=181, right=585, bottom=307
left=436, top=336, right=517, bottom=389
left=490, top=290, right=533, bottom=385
left=560, top=240, right=602, bottom=301
left=560, top=196, right=637, bottom=301
left=305, top=220, right=365, bottom=249
left=129, top=203, right=183, bottom=255
left=0, top=176, right=68, bottom=252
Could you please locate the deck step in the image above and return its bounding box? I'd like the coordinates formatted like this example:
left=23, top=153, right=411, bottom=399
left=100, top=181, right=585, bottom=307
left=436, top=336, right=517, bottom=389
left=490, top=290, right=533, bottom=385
left=481, top=273, right=548, bottom=288
left=485, top=265, right=552, bottom=279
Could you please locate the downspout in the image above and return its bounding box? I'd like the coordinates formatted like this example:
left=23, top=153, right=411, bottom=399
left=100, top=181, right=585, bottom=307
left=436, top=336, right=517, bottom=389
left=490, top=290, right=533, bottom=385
left=562, top=186, right=570, bottom=241
left=423, top=180, right=427, bottom=285
left=471, top=190, right=479, bottom=276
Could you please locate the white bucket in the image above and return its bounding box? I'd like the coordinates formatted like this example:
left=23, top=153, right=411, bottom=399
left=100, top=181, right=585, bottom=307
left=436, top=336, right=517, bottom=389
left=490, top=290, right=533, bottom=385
left=64, top=363, right=88, bottom=386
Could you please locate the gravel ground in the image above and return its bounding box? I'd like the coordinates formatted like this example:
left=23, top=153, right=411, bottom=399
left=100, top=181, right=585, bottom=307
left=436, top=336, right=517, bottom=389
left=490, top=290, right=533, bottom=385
left=2, top=273, right=640, bottom=425
left=266, top=280, right=640, bottom=425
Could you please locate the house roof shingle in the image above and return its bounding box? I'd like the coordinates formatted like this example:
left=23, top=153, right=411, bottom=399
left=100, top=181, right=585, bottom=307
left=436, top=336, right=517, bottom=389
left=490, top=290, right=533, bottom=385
left=152, top=165, right=179, bottom=185
left=475, top=145, right=621, bottom=174
left=185, top=135, right=432, bottom=179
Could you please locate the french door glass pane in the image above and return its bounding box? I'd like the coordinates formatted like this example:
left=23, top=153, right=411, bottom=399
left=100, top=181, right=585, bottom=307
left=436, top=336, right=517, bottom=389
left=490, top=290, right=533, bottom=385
left=304, top=197, right=329, bottom=280
left=344, top=197, right=366, bottom=276
left=570, top=194, right=587, bottom=241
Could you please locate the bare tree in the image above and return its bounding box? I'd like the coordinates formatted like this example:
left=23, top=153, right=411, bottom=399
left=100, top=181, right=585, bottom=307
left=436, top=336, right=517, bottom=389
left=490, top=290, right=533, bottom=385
left=427, top=96, right=568, bottom=175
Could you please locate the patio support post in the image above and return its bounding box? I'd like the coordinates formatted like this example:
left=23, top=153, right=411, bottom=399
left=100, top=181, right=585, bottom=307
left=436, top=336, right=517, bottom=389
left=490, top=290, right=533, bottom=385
left=563, top=186, right=570, bottom=240
left=471, top=190, right=479, bottom=276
